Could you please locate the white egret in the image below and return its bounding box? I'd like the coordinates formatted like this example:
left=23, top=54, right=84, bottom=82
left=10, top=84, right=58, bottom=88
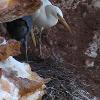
left=32, top=0, right=71, bottom=31
left=32, top=0, right=72, bottom=57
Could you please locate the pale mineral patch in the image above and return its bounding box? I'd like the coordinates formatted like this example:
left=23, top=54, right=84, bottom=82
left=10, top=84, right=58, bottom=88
left=0, top=37, right=45, bottom=100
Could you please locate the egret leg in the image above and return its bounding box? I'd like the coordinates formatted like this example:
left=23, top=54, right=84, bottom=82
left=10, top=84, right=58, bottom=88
left=39, top=27, right=44, bottom=58
left=25, top=35, right=28, bottom=62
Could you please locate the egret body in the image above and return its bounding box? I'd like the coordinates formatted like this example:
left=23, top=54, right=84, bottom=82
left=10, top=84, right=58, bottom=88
left=32, top=0, right=71, bottom=32
left=32, top=0, right=71, bottom=57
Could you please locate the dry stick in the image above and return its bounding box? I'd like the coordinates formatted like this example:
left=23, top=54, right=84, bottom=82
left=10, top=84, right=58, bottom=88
left=31, top=28, right=37, bottom=47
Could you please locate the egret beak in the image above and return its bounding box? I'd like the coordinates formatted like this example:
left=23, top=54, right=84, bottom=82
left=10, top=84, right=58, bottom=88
left=57, top=13, right=72, bottom=33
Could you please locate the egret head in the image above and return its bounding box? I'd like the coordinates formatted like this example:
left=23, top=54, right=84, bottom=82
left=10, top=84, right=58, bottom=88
left=52, top=6, right=63, bottom=18
left=46, top=5, right=63, bottom=19
left=46, top=5, right=72, bottom=33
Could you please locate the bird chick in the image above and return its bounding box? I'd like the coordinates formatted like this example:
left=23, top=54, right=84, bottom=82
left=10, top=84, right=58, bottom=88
left=7, top=16, right=33, bottom=41
left=6, top=16, right=33, bottom=62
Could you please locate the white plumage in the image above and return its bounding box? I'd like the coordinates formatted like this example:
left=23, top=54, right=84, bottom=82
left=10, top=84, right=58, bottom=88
left=32, top=0, right=71, bottom=31
left=31, top=0, right=71, bottom=57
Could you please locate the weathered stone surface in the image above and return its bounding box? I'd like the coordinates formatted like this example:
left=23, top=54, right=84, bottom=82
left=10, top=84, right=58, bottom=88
left=0, top=0, right=42, bottom=23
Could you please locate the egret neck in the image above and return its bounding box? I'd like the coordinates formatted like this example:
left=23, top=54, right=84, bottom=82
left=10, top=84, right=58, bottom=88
left=45, top=5, right=72, bottom=33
